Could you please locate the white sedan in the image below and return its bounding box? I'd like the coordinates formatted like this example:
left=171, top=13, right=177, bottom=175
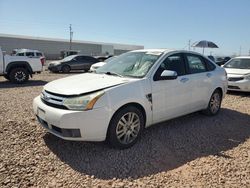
left=90, top=56, right=116, bottom=72
left=223, top=56, right=250, bottom=92
left=33, top=49, right=227, bottom=149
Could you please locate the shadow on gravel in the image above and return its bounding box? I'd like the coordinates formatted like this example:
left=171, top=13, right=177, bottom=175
left=0, top=80, right=48, bottom=88
left=44, top=108, right=250, bottom=180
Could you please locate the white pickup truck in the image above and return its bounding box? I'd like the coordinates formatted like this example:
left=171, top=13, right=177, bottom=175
left=0, top=47, right=43, bottom=83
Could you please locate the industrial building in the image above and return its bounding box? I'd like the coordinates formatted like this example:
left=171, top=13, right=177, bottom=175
left=0, top=34, right=144, bottom=59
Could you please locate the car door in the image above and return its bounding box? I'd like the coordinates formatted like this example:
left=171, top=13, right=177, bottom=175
left=151, top=53, right=193, bottom=124
left=184, top=53, right=214, bottom=110
left=69, top=56, right=82, bottom=70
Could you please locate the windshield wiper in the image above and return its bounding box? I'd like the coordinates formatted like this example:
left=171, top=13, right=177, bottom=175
left=105, top=72, right=124, bottom=77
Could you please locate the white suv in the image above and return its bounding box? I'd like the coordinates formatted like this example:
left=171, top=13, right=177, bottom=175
left=33, top=49, right=227, bottom=149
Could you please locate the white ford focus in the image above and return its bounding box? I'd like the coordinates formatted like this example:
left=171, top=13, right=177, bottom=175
left=33, top=49, right=227, bottom=149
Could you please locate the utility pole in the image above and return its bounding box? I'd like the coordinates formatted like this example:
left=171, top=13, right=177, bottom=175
left=69, top=24, right=73, bottom=50
left=188, top=40, right=191, bottom=51
left=248, top=49, right=250, bottom=56
left=239, top=46, right=242, bottom=56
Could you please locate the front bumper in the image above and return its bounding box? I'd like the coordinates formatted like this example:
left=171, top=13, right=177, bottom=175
left=228, top=79, right=250, bottom=92
left=48, top=65, right=61, bottom=72
left=33, top=96, right=110, bottom=141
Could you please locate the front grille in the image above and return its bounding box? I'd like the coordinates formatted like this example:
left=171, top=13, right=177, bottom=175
left=41, top=90, right=68, bottom=110
left=228, top=85, right=240, bottom=89
left=228, top=77, right=244, bottom=81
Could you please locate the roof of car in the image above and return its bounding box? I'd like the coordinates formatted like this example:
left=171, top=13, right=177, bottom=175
left=132, top=49, right=173, bottom=53
left=16, top=49, right=42, bottom=53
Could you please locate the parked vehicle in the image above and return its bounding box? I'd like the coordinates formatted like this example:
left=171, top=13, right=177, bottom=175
left=48, top=55, right=99, bottom=73
left=0, top=47, right=43, bottom=83
left=95, top=55, right=113, bottom=62
left=14, top=49, right=45, bottom=58
left=14, top=49, right=46, bottom=67
left=215, top=56, right=231, bottom=66
left=207, top=55, right=215, bottom=62
left=33, top=49, right=227, bottom=149
left=223, top=56, right=250, bottom=92
left=60, top=50, right=80, bottom=59
left=90, top=56, right=116, bottom=72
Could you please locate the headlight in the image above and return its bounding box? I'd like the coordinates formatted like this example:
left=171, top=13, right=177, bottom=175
left=245, top=74, right=250, bottom=80
left=63, top=91, right=104, bottom=111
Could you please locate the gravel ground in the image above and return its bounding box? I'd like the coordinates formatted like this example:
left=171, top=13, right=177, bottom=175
left=0, top=71, right=249, bottom=187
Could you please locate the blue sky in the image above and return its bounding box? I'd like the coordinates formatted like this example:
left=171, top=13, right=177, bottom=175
left=0, top=0, right=250, bottom=56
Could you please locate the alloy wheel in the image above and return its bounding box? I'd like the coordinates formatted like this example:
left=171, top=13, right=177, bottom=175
left=210, top=92, right=221, bottom=114
left=116, top=112, right=141, bottom=144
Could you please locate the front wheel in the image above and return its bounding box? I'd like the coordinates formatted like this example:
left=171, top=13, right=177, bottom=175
left=61, top=65, right=71, bottom=73
left=107, top=106, right=144, bottom=149
left=9, top=68, right=29, bottom=84
left=203, top=90, right=222, bottom=116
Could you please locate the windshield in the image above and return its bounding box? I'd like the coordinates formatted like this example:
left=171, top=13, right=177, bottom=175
left=96, top=51, right=163, bottom=78
left=104, top=56, right=116, bottom=63
left=224, top=58, right=250, bottom=69
left=62, top=55, right=77, bottom=62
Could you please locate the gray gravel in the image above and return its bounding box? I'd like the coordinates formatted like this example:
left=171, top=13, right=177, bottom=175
left=0, top=71, right=250, bottom=187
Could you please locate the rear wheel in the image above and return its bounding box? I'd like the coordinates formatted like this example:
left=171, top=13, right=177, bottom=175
left=107, top=106, right=144, bottom=149
left=203, top=89, right=222, bottom=116
left=61, top=65, right=71, bottom=73
left=9, top=68, right=29, bottom=84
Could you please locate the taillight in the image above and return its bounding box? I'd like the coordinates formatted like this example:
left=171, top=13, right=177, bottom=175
left=40, top=57, right=45, bottom=66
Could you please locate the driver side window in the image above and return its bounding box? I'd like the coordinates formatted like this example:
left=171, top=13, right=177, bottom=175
left=153, top=53, right=186, bottom=81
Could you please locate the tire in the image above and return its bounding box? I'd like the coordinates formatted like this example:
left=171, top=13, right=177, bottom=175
left=107, top=106, right=144, bottom=149
left=61, top=65, right=71, bottom=73
left=3, top=75, right=10, bottom=80
left=203, top=89, right=222, bottom=116
left=9, top=68, right=29, bottom=84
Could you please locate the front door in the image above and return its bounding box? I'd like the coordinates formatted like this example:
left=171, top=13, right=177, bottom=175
left=151, top=53, right=193, bottom=124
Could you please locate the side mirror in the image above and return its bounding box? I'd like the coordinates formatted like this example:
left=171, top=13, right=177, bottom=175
left=159, top=70, right=178, bottom=80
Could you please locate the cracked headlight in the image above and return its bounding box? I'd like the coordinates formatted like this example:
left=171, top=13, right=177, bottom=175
left=63, top=91, right=104, bottom=111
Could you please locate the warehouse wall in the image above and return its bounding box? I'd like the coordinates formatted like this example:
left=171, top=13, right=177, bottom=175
left=0, top=37, right=102, bottom=59
left=0, top=34, right=144, bottom=59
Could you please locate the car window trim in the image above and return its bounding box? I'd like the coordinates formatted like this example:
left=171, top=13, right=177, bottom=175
left=153, top=52, right=187, bottom=81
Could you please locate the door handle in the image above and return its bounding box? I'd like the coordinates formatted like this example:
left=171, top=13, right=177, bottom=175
left=180, top=77, right=189, bottom=83
left=206, top=73, right=212, bottom=78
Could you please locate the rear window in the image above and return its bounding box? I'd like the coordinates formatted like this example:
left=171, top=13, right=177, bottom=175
left=26, top=52, right=35, bottom=57
left=203, top=57, right=216, bottom=71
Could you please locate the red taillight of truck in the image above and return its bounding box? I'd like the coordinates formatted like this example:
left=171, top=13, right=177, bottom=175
left=40, top=57, right=45, bottom=66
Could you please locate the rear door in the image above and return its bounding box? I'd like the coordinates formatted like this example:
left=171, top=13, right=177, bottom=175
left=184, top=53, right=214, bottom=110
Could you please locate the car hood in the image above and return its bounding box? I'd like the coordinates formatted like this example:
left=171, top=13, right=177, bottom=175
left=44, top=73, right=133, bottom=95
left=92, top=62, right=106, bottom=67
left=225, top=68, right=250, bottom=76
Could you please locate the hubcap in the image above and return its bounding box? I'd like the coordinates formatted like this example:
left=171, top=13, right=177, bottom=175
left=15, top=71, right=26, bottom=81
left=116, top=112, right=140, bottom=144
left=210, top=93, right=221, bottom=114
